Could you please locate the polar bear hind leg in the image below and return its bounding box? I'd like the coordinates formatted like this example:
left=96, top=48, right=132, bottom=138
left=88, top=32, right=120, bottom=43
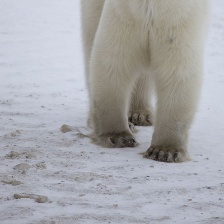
left=129, top=72, right=153, bottom=126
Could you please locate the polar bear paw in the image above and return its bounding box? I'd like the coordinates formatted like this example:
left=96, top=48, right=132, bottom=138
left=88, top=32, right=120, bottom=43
left=144, top=146, right=191, bottom=163
left=93, top=132, right=138, bottom=148
left=129, top=111, right=152, bottom=126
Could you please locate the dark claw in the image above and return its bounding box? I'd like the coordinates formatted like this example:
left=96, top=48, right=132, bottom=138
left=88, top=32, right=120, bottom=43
left=109, top=137, right=116, bottom=146
left=145, top=148, right=154, bottom=158
left=137, top=114, right=141, bottom=123
left=154, top=151, right=160, bottom=161
left=127, top=138, right=136, bottom=147
left=133, top=116, right=137, bottom=124
left=163, top=153, right=169, bottom=162
left=118, top=136, right=137, bottom=147
left=173, top=151, right=178, bottom=162
left=146, top=114, right=151, bottom=123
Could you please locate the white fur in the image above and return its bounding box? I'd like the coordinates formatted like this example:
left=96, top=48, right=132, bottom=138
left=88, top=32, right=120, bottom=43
left=81, top=0, right=210, bottom=162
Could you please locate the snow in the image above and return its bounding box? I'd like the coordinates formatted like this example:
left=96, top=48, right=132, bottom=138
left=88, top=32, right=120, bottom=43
left=0, top=0, right=223, bottom=223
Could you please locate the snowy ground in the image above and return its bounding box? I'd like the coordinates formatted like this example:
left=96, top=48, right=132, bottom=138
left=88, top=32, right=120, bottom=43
left=0, top=0, right=224, bottom=223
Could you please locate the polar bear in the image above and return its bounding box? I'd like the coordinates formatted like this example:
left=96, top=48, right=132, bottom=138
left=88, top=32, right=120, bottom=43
left=81, top=0, right=210, bottom=162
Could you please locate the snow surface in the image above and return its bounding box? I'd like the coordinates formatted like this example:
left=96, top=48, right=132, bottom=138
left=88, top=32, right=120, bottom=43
left=0, top=0, right=223, bottom=223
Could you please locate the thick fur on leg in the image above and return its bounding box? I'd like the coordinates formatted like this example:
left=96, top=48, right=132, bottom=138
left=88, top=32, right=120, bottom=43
left=81, top=0, right=105, bottom=128
left=81, top=0, right=210, bottom=160
left=143, top=1, right=210, bottom=162
left=87, top=1, right=150, bottom=147
left=81, top=0, right=104, bottom=86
